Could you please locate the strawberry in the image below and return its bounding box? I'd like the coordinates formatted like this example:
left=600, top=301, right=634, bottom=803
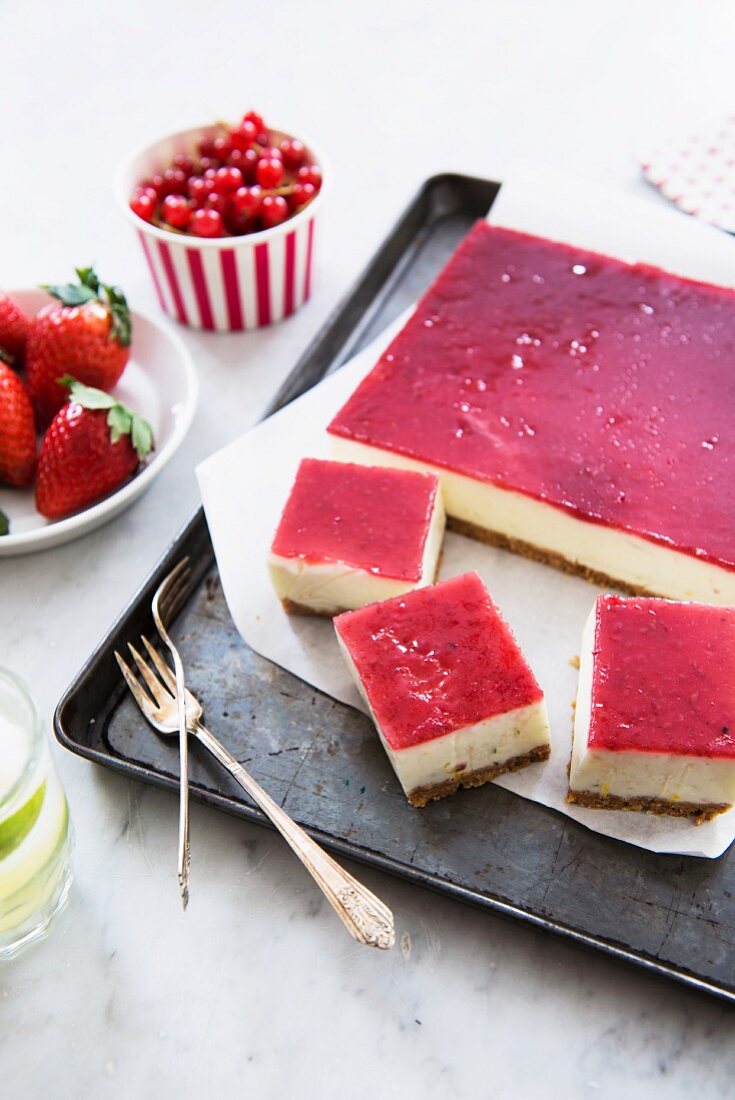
left=26, top=267, right=132, bottom=427
left=35, top=379, right=153, bottom=520
left=0, top=362, right=36, bottom=487
left=0, top=292, right=31, bottom=368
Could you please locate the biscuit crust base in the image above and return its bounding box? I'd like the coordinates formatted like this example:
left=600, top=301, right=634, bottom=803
left=566, top=787, right=730, bottom=825
left=281, top=597, right=332, bottom=617
left=447, top=517, right=653, bottom=596
left=407, top=742, right=551, bottom=808
left=279, top=552, right=444, bottom=618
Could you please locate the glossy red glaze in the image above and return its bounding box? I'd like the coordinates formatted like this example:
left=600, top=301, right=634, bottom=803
left=328, top=222, right=735, bottom=571
left=271, top=458, right=439, bottom=581
left=589, top=595, right=735, bottom=757
left=335, top=571, right=543, bottom=750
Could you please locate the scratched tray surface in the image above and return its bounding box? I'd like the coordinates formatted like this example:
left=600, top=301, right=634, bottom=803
left=56, top=175, right=735, bottom=1004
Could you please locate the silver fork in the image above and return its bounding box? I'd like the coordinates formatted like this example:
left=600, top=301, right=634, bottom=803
left=152, top=559, right=192, bottom=911
left=115, top=638, right=395, bottom=949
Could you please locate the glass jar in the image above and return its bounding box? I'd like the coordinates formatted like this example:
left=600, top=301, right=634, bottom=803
left=0, top=667, right=73, bottom=958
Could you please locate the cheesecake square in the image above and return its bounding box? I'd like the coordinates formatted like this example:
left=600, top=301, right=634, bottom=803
left=567, top=595, right=735, bottom=822
left=334, top=571, right=550, bottom=806
left=268, top=458, right=445, bottom=616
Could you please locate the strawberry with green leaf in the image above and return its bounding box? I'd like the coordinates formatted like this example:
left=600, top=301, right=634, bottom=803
left=35, top=378, right=153, bottom=520
left=26, top=267, right=132, bottom=426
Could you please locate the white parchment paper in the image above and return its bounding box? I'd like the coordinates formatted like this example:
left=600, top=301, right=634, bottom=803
left=198, top=165, right=735, bottom=858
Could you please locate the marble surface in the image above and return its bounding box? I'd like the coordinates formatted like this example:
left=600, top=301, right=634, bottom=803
left=2, top=1, right=735, bottom=1095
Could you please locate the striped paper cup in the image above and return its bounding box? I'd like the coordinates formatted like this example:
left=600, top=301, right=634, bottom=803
left=114, top=123, right=328, bottom=331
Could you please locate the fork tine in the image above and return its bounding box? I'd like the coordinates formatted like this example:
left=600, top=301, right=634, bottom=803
left=162, top=571, right=191, bottom=623
left=128, top=643, right=174, bottom=707
left=155, top=558, right=192, bottom=627
left=141, top=635, right=178, bottom=694
left=115, top=651, right=160, bottom=720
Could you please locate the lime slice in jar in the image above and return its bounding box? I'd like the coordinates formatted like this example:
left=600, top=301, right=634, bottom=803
left=0, top=781, right=46, bottom=860
left=0, top=773, right=67, bottom=903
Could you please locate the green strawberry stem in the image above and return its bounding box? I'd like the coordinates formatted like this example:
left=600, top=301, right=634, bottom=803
left=0, top=509, right=9, bottom=536
left=59, top=377, right=153, bottom=461
left=42, top=266, right=132, bottom=347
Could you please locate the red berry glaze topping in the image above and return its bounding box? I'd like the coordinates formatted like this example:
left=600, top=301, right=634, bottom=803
left=587, top=595, right=735, bottom=758
left=329, top=222, right=735, bottom=575
left=335, top=572, right=543, bottom=751
left=271, top=458, right=441, bottom=581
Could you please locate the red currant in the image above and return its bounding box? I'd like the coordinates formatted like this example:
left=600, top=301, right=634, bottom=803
left=256, top=131, right=269, bottom=146
left=280, top=138, right=306, bottom=169
left=206, top=192, right=229, bottom=217
left=188, top=176, right=214, bottom=204
left=130, top=192, right=156, bottom=222
left=162, top=195, right=192, bottom=229
left=198, top=156, right=221, bottom=173
left=135, top=184, right=159, bottom=203
left=198, top=134, right=220, bottom=159
left=260, top=194, right=289, bottom=228
left=172, top=153, right=195, bottom=176
left=260, top=146, right=283, bottom=162
left=228, top=147, right=257, bottom=182
left=243, top=111, right=265, bottom=134
left=191, top=208, right=223, bottom=238
left=256, top=157, right=284, bottom=189
left=232, top=185, right=262, bottom=218
left=147, top=173, right=166, bottom=197
left=212, top=135, right=233, bottom=161
left=230, top=120, right=258, bottom=151
left=290, top=181, right=316, bottom=211
left=213, top=166, right=243, bottom=195
left=162, top=168, right=188, bottom=196
left=297, top=164, right=322, bottom=190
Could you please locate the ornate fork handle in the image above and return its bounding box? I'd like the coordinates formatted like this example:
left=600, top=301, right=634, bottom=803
left=191, top=721, right=395, bottom=950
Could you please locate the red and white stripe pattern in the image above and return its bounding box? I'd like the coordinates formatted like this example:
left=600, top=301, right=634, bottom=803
left=136, top=214, right=316, bottom=330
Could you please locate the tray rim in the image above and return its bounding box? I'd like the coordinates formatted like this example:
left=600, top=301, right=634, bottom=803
left=54, top=172, right=735, bottom=1007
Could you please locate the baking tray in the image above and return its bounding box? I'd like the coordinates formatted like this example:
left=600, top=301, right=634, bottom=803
left=55, top=174, right=735, bottom=1004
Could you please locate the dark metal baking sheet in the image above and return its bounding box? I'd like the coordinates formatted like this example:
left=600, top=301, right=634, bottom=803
left=55, top=174, right=735, bottom=1004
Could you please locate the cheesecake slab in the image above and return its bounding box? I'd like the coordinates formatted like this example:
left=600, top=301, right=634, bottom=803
left=567, top=594, right=735, bottom=822
left=328, top=221, right=735, bottom=604
left=268, top=458, right=444, bottom=616
left=334, top=571, right=550, bottom=806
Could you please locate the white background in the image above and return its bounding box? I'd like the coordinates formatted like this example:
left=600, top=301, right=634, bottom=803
left=2, top=1, right=735, bottom=1096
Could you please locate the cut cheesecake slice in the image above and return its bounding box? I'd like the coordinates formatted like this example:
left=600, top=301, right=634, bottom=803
left=268, top=458, right=444, bottom=616
left=334, top=571, right=550, bottom=806
left=568, top=594, right=735, bottom=822
left=327, top=222, right=735, bottom=605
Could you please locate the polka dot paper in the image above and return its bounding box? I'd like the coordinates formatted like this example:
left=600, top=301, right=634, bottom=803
left=641, top=118, right=735, bottom=233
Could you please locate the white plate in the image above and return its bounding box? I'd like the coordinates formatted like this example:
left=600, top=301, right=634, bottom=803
left=0, top=289, right=198, bottom=556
